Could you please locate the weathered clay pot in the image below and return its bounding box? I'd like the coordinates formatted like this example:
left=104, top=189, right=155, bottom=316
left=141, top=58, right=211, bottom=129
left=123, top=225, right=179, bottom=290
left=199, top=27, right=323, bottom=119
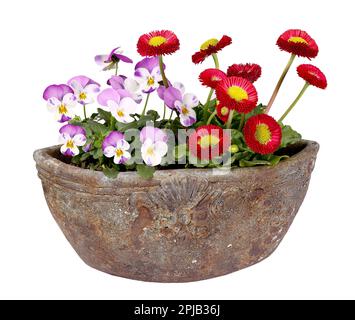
left=34, top=140, right=319, bottom=282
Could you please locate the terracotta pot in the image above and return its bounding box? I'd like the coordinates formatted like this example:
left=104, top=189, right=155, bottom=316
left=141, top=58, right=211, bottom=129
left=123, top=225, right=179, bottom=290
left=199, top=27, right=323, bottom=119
left=34, top=140, right=319, bottom=282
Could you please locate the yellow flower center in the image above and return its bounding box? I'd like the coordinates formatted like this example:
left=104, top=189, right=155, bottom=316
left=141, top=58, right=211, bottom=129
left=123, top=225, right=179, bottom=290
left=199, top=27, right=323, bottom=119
left=117, top=110, right=124, bottom=117
left=181, top=106, right=189, bottom=115
left=146, top=146, right=155, bottom=156
left=66, top=139, right=74, bottom=149
left=116, top=149, right=123, bottom=157
left=227, top=86, right=248, bottom=102
left=221, top=106, right=229, bottom=116
left=255, top=124, right=271, bottom=145
left=199, top=135, right=220, bottom=148
left=147, top=76, right=155, bottom=86
left=148, top=36, right=167, bottom=47
left=288, top=36, right=308, bottom=44
left=200, top=38, right=219, bottom=50
left=58, top=104, right=68, bottom=114
left=79, top=92, right=87, bottom=100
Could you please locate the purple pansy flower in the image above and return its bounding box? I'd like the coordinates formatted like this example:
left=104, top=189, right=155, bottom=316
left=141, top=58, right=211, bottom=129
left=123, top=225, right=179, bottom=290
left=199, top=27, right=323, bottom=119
left=102, top=131, right=131, bottom=164
left=67, top=75, right=100, bottom=105
left=140, top=127, right=168, bottom=167
left=95, top=47, right=133, bottom=71
left=97, top=88, right=137, bottom=123
left=43, top=84, right=76, bottom=123
left=59, top=124, right=86, bottom=157
left=140, top=126, right=168, bottom=143
left=134, top=57, right=163, bottom=93
left=108, top=75, right=142, bottom=103
left=163, top=83, right=199, bottom=127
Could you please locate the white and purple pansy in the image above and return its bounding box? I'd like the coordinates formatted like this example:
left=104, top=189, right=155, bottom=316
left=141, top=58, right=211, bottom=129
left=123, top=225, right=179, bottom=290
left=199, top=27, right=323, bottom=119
left=108, top=75, right=142, bottom=104
left=59, top=124, right=87, bottom=157
left=67, top=75, right=101, bottom=105
left=134, top=57, right=163, bottom=93
left=140, top=127, right=168, bottom=167
left=95, top=47, right=133, bottom=71
left=43, top=84, right=76, bottom=123
left=97, top=88, right=138, bottom=123
left=163, top=83, right=199, bottom=127
left=102, top=131, right=131, bottom=164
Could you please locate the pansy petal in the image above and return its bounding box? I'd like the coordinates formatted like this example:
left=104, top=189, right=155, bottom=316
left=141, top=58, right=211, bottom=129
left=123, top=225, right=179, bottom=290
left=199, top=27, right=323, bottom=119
left=183, top=93, right=199, bottom=108
left=114, top=53, right=133, bottom=63
left=95, top=55, right=109, bottom=66
left=119, top=97, right=138, bottom=114
left=47, top=97, right=61, bottom=112
left=43, top=84, right=73, bottom=101
left=62, top=93, right=76, bottom=107
left=173, top=82, right=185, bottom=95
left=134, top=67, right=150, bottom=80
left=103, top=146, right=116, bottom=158
left=97, top=88, right=120, bottom=106
left=163, top=86, right=182, bottom=109
left=154, top=141, right=168, bottom=157
left=124, top=78, right=140, bottom=93
left=73, top=134, right=87, bottom=146
left=108, top=75, right=125, bottom=90
left=116, top=139, right=130, bottom=151
left=85, top=83, right=100, bottom=94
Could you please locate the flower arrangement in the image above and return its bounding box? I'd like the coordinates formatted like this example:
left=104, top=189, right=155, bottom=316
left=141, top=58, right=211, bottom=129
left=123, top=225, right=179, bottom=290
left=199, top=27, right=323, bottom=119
left=42, top=29, right=327, bottom=179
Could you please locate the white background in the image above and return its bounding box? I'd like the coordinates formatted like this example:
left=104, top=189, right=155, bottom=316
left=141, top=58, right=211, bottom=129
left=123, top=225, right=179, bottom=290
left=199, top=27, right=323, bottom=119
left=0, top=0, right=354, bottom=300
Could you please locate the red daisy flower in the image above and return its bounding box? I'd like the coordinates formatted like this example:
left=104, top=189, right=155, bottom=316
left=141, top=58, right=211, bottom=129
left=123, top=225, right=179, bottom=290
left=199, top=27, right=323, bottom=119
left=215, top=76, right=258, bottom=114
left=276, top=29, right=318, bottom=58
left=227, top=63, right=262, bottom=83
left=137, top=30, right=180, bottom=57
left=199, top=69, right=227, bottom=89
left=189, top=125, right=230, bottom=160
left=243, top=114, right=282, bottom=155
left=216, top=102, right=230, bottom=123
left=192, top=35, right=232, bottom=64
left=297, top=64, right=327, bottom=89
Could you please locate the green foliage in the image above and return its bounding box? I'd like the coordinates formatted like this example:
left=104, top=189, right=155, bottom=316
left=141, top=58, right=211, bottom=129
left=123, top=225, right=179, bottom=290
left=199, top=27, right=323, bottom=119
left=102, top=166, right=119, bottom=179
left=280, top=125, right=302, bottom=148
left=136, top=164, right=155, bottom=179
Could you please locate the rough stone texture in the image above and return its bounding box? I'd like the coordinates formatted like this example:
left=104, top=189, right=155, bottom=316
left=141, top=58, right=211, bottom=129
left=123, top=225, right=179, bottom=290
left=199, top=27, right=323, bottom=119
left=34, top=140, right=319, bottom=282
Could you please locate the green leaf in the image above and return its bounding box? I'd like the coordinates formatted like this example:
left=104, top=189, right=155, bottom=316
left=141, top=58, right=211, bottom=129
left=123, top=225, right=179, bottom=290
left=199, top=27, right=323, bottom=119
left=92, top=148, right=103, bottom=159
left=268, top=154, right=289, bottom=165
left=97, top=108, right=112, bottom=123
left=80, top=152, right=91, bottom=161
left=136, top=164, right=156, bottom=179
left=85, top=119, right=109, bottom=136
left=146, top=110, right=160, bottom=121
left=280, top=125, right=302, bottom=148
left=239, top=159, right=272, bottom=167
left=245, top=103, right=266, bottom=120
left=103, top=166, right=119, bottom=179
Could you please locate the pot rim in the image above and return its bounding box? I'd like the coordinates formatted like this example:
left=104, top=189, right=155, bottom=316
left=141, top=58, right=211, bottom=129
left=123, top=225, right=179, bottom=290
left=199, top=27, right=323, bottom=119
left=34, top=140, right=319, bottom=186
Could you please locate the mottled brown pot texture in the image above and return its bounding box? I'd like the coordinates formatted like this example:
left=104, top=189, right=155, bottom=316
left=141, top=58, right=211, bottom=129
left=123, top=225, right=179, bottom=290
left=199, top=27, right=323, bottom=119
left=34, top=140, right=319, bottom=282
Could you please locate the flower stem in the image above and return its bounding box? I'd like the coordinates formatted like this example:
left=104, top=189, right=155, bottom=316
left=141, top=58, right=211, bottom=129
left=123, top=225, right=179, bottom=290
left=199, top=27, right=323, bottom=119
left=141, top=93, right=150, bottom=117
left=203, top=88, right=214, bottom=120
left=83, top=104, right=87, bottom=120
left=207, top=110, right=217, bottom=125
left=226, top=110, right=234, bottom=129
left=279, top=82, right=310, bottom=123
left=163, top=104, right=166, bottom=119
left=168, top=109, right=174, bottom=121
left=159, top=55, right=169, bottom=88
left=212, top=53, right=220, bottom=69
left=115, top=63, right=118, bottom=76
left=238, top=113, right=245, bottom=131
left=265, top=53, right=296, bottom=114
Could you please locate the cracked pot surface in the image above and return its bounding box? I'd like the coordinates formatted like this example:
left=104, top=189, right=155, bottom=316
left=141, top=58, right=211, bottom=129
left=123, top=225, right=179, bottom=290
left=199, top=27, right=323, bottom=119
left=34, top=140, right=319, bottom=282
